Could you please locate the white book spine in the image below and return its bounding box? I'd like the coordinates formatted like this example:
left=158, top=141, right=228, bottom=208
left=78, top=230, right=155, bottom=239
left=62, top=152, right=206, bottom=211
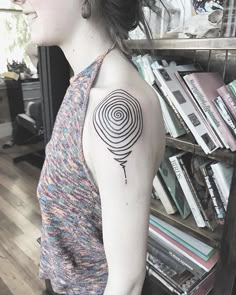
left=141, top=55, right=155, bottom=85
left=153, top=175, right=177, bottom=214
left=214, top=96, right=236, bottom=135
left=169, top=154, right=206, bottom=228
left=154, top=88, right=186, bottom=138
left=152, top=65, right=218, bottom=154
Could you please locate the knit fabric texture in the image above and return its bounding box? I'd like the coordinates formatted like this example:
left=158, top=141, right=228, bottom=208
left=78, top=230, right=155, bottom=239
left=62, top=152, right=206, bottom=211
left=37, top=46, right=115, bottom=295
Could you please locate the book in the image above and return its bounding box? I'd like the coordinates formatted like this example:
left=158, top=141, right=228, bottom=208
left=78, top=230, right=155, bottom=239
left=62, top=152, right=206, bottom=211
left=169, top=152, right=206, bottom=228
left=135, top=55, right=187, bottom=139
left=150, top=215, right=215, bottom=260
left=206, top=163, right=228, bottom=212
left=190, top=155, right=219, bottom=230
left=153, top=173, right=177, bottom=215
left=153, top=82, right=187, bottom=138
left=132, top=55, right=145, bottom=79
left=210, top=162, right=234, bottom=208
left=176, top=70, right=225, bottom=149
left=149, top=224, right=219, bottom=273
left=152, top=62, right=219, bottom=154
left=154, top=66, right=190, bottom=134
left=159, top=147, right=191, bottom=219
left=148, top=234, right=206, bottom=279
left=164, top=64, right=223, bottom=151
left=227, top=80, right=236, bottom=98
left=178, top=153, right=213, bottom=231
left=184, top=72, right=236, bottom=151
left=213, top=96, right=236, bottom=137
left=199, top=161, right=225, bottom=223
left=217, top=84, right=236, bottom=121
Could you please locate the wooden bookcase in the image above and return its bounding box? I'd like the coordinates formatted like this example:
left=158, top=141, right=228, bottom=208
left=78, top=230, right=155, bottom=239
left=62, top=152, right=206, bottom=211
left=126, top=37, right=236, bottom=295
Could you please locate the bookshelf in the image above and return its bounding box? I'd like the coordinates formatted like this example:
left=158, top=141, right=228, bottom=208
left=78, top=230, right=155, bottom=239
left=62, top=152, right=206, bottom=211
left=151, top=199, right=223, bottom=248
left=166, top=134, right=235, bottom=165
left=128, top=37, right=236, bottom=295
left=126, top=37, right=236, bottom=50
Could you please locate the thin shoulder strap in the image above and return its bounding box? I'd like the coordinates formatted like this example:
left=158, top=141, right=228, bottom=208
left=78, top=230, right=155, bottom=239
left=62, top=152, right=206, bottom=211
left=97, top=42, right=116, bottom=63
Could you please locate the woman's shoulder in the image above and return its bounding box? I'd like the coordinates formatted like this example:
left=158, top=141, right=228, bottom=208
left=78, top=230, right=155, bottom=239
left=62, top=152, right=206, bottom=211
left=89, top=59, right=166, bottom=163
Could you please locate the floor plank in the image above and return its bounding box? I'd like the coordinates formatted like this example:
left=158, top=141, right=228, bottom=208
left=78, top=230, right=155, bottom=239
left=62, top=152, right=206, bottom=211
left=0, top=137, right=45, bottom=295
left=0, top=277, right=14, bottom=295
left=0, top=246, right=37, bottom=295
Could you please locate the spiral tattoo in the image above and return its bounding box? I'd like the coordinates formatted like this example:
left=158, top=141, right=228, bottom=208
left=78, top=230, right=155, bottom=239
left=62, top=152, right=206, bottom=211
left=93, top=89, right=143, bottom=184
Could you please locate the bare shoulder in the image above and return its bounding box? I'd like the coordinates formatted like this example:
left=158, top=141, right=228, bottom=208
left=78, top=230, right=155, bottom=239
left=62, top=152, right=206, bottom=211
left=88, top=73, right=166, bottom=171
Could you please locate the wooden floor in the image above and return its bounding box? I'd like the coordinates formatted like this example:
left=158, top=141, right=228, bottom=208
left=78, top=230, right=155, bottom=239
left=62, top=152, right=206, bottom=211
left=0, top=136, right=45, bottom=295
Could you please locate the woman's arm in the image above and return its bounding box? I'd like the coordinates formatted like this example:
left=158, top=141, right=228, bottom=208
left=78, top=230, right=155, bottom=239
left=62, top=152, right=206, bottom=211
left=90, top=88, right=165, bottom=295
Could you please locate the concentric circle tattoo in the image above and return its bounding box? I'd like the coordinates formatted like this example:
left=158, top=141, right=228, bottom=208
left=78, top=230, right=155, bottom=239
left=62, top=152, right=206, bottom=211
left=93, top=89, right=143, bottom=184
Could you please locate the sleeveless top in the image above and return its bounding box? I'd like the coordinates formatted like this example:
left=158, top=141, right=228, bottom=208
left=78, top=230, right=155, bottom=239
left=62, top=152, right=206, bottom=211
left=37, top=45, right=115, bottom=295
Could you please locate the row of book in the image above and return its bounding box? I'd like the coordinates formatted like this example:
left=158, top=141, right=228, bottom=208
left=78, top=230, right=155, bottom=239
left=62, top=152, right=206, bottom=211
left=147, top=214, right=218, bottom=295
left=152, top=146, right=233, bottom=229
left=132, top=54, right=236, bottom=154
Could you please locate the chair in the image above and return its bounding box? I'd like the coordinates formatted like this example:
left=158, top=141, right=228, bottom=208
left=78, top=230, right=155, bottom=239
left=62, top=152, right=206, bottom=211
left=13, top=101, right=45, bottom=168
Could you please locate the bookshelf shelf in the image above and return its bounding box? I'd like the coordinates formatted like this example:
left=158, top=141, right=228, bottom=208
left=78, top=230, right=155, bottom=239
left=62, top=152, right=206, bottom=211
left=126, top=38, right=236, bottom=50
left=166, top=135, right=236, bottom=165
left=150, top=199, right=223, bottom=249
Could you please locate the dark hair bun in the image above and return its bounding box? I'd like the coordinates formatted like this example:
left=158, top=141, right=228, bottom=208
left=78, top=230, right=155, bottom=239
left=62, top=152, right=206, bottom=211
left=101, top=0, right=142, bottom=39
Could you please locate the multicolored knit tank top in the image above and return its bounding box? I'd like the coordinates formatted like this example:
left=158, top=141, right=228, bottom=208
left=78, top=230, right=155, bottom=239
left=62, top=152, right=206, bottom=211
left=37, top=45, right=115, bottom=295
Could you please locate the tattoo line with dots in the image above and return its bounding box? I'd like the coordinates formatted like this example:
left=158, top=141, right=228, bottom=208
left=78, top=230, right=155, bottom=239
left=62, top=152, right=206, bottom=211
left=93, top=89, right=143, bottom=184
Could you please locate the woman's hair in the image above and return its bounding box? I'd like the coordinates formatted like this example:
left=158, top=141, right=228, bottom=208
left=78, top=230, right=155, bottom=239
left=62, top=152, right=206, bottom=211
left=99, top=0, right=152, bottom=52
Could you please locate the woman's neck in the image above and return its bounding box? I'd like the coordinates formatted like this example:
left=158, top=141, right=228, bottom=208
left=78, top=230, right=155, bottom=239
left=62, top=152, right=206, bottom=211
left=59, top=18, right=113, bottom=76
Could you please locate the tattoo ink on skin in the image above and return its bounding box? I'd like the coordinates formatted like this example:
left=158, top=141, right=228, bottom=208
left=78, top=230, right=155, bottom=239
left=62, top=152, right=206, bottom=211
left=93, top=90, right=143, bottom=184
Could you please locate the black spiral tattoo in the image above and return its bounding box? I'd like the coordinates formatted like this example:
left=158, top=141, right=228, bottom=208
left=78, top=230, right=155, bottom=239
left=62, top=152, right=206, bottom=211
left=93, top=89, right=143, bottom=184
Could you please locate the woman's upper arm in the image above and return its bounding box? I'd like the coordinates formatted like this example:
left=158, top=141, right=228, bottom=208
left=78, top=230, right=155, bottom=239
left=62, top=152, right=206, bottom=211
left=90, top=88, right=165, bottom=284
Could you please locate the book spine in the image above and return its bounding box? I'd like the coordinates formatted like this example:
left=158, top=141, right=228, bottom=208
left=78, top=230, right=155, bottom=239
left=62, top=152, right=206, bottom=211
left=132, top=56, right=145, bottom=79
left=169, top=154, right=206, bottom=227
left=150, top=214, right=215, bottom=257
left=185, top=75, right=236, bottom=151
left=178, top=157, right=211, bottom=230
left=217, top=85, right=236, bottom=121
left=158, top=165, right=191, bottom=220
left=228, top=82, right=236, bottom=99
left=153, top=84, right=186, bottom=138
left=153, top=174, right=177, bottom=215
left=213, top=96, right=236, bottom=137
left=149, top=218, right=208, bottom=261
left=149, top=226, right=209, bottom=273
left=153, top=78, right=190, bottom=134
left=201, top=165, right=225, bottom=221
left=207, top=164, right=227, bottom=211
left=175, top=71, right=224, bottom=149
left=153, top=67, right=218, bottom=154
left=211, top=173, right=228, bottom=211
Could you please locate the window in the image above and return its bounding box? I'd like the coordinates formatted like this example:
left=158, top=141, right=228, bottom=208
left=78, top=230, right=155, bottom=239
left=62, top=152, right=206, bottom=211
left=0, top=0, right=35, bottom=74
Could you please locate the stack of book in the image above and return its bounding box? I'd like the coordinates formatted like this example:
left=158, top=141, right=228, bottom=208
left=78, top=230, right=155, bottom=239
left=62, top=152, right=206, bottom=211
left=147, top=215, right=218, bottom=295
left=152, top=146, right=233, bottom=229
left=132, top=54, right=236, bottom=154
left=134, top=53, right=236, bottom=294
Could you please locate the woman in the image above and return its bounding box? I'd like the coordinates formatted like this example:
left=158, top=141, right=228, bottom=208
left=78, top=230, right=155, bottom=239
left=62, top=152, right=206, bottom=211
left=12, top=0, right=165, bottom=294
